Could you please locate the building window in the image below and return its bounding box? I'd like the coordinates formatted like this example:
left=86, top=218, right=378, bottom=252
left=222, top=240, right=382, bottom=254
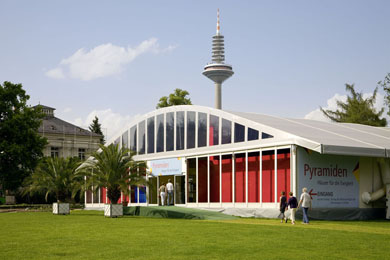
left=51, top=147, right=59, bottom=158
left=262, top=132, right=274, bottom=139
left=176, top=111, right=184, bottom=150
left=130, top=125, right=137, bottom=153
left=166, top=112, right=174, bottom=151
left=198, top=112, right=207, bottom=148
left=147, top=117, right=155, bottom=154
left=187, top=111, right=196, bottom=149
left=248, top=128, right=259, bottom=141
left=209, top=115, right=219, bottom=146
left=78, top=148, right=86, bottom=160
left=234, top=123, right=245, bottom=143
left=122, top=130, right=129, bottom=149
left=221, top=119, right=231, bottom=144
left=138, top=121, right=145, bottom=155
left=156, top=114, right=164, bottom=153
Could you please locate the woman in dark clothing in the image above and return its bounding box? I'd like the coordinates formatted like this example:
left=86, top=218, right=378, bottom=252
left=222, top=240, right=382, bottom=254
left=279, top=191, right=287, bottom=223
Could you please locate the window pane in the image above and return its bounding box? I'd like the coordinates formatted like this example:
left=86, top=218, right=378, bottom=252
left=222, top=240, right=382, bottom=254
left=198, top=112, right=207, bottom=148
left=209, top=115, right=219, bottom=146
left=187, top=158, right=196, bottom=203
left=210, top=155, right=220, bottom=203
left=176, top=111, right=184, bottom=150
left=156, top=114, right=164, bottom=153
left=235, top=153, right=246, bottom=202
left=130, top=125, right=137, bottom=153
left=248, top=128, right=259, bottom=141
left=234, top=123, right=245, bottom=143
left=122, top=130, right=129, bottom=148
left=166, top=112, right=174, bottom=151
left=221, top=119, right=231, bottom=144
left=262, top=132, right=274, bottom=139
left=222, top=154, right=233, bottom=202
left=147, top=117, right=155, bottom=154
left=187, top=112, right=195, bottom=149
left=198, top=157, right=208, bottom=202
left=138, top=121, right=145, bottom=154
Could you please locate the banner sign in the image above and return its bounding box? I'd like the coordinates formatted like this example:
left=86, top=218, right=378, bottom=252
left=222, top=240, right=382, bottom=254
left=149, top=158, right=183, bottom=176
left=297, top=147, right=359, bottom=208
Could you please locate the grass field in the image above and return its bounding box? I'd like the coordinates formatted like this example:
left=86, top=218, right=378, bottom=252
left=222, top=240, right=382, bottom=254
left=1, top=210, right=389, bottom=259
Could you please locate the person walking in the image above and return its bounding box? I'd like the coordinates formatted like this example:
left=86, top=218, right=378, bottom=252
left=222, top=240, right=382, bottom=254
left=166, top=179, right=174, bottom=206
left=279, top=191, right=287, bottom=223
left=298, top=187, right=312, bottom=224
left=287, top=192, right=298, bottom=224
left=159, top=183, right=166, bottom=206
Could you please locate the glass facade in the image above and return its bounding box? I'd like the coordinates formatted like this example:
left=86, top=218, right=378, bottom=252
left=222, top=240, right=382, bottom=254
left=187, top=111, right=196, bottom=149
left=156, top=114, right=164, bottom=153
left=130, top=125, right=137, bottom=153
left=221, top=119, right=232, bottom=144
left=198, top=157, right=208, bottom=203
left=166, top=112, right=174, bottom=151
left=187, top=158, right=196, bottom=203
left=209, top=115, right=219, bottom=146
left=147, top=117, right=155, bottom=154
left=248, top=128, right=259, bottom=141
left=138, top=121, right=145, bottom=154
left=198, top=112, right=207, bottom=147
left=176, top=111, right=184, bottom=150
left=234, top=123, right=245, bottom=143
left=122, top=130, right=129, bottom=149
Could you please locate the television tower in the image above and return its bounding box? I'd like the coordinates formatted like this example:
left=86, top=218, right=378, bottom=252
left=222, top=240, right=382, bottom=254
left=203, top=9, right=234, bottom=110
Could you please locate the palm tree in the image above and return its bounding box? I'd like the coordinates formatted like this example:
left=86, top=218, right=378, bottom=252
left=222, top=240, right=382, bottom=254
left=23, top=156, right=82, bottom=203
left=79, top=144, right=149, bottom=205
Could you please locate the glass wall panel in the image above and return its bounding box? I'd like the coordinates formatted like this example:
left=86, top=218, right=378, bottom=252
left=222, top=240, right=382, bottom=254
left=209, top=155, right=220, bottom=203
left=138, top=121, right=145, bottom=154
left=130, top=125, right=137, bottom=153
left=187, top=111, right=195, bottom=149
left=86, top=190, right=92, bottom=203
left=131, top=185, right=137, bottom=203
left=100, top=187, right=105, bottom=203
left=147, top=117, right=155, bottom=154
left=175, top=176, right=185, bottom=204
left=176, top=112, right=184, bottom=150
left=156, top=114, right=164, bottom=153
left=198, top=157, right=208, bottom=203
left=248, top=128, right=259, bottom=141
left=262, top=132, right=274, bottom=139
left=234, top=123, right=245, bottom=143
left=122, top=130, right=129, bottom=149
left=187, top=158, right=196, bottom=202
left=222, top=154, right=233, bottom=202
left=262, top=150, right=275, bottom=202
left=277, top=149, right=290, bottom=202
left=198, top=112, right=207, bottom=148
left=209, top=115, right=219, bottom=146
left=221, top=119, right=232, bottom=144
left=166, top=112, right=174, bottom=151
left=235, top=153, right=246, bottom=202
left=248, top=152, right=260, bottom=202
left=149, top=177, right=157, bottom=204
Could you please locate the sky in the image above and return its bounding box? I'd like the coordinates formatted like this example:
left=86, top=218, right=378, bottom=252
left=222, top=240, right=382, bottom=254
left=1, top=1, right=390, bottom=140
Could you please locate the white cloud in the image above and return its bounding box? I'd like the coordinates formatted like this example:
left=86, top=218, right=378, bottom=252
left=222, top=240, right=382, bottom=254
left=304, top=92, right=389, bottom=123
left=46, top=38, right=176, bottom=81
left=63, top=107, right=72, bottom=113
left=45, top=67, right=64, bottom=79
left=72, top=108, right=140, bottom=141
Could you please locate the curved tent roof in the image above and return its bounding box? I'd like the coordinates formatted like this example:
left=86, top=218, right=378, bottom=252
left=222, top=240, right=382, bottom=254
left=109, top=105, right=390, bottom=159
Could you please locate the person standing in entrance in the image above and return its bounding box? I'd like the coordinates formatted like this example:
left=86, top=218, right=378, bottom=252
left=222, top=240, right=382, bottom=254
left=287, top=192, right=298, bottom=225
left=166, top=179, right=174, bottom=206
left=279, top=191, right=287, bottom=223
left=298, top=187, right=312, bottom=224
left=159, top=183, right=166, bottom=206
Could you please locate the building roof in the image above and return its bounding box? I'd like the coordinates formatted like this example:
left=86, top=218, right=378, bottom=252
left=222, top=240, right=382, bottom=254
left=109, top=105, right=390, bottom=159
left=38, top=116, right=102, bottom=137
left=229, top=110, right=390, bottom=157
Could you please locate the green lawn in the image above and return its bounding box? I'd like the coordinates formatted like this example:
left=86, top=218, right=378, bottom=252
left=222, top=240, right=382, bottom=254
left=1, top=210, right=389, bottom=259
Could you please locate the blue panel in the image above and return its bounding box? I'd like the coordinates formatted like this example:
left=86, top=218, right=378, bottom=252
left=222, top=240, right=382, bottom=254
left=139, top=187, right=147, bottom=203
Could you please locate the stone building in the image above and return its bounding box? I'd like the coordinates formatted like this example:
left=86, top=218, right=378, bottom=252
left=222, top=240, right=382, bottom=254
left=36, top=105, right=102, bottom=159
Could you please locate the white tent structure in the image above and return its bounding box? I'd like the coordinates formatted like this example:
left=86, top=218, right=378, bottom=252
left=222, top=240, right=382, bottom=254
left=85, top=105, right=390, bottom=220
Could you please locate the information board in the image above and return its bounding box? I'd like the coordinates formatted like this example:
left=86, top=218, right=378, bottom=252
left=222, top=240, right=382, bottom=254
left=149, top=157, right=183, bottom=176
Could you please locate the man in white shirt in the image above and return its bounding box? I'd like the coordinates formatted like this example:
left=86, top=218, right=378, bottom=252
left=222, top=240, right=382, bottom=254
left=298, top=187, right=312, bottom=224
left=166, top=179, right=174, bottom=206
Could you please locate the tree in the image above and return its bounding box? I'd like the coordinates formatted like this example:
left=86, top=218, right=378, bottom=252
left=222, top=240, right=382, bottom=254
left=79, top=144, right=149, bottom=204
left=89, top=116, right=105, bottom=144
left=156, top=88, right=192, bottom=109
left=0, top=81, right=47, bottom=192
left=378, top=73, right=390, bottom=117
left=320, top=84, right=387, bottom=127
left=23, top=157, right=82, bottom=202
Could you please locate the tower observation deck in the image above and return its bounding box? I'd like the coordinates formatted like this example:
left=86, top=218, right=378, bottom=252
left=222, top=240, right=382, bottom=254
left=203, top=9, right=234, bottom=110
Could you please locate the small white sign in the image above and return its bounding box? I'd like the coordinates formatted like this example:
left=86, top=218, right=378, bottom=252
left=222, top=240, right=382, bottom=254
left=149, top=157, right=183, bottom=176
